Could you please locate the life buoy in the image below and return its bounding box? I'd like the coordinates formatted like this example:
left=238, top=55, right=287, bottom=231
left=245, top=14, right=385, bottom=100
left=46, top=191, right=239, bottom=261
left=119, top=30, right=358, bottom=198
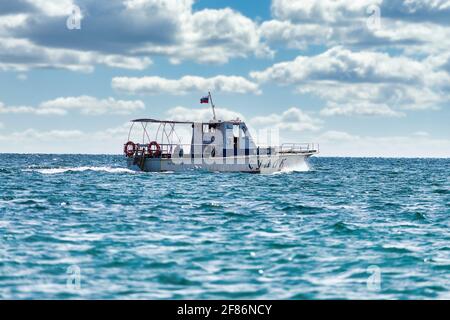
left=173, top=145, right=183, bottom=158
left=148, top=141, right=161, bottom=157
left=124, top=141, right=136, bottom=157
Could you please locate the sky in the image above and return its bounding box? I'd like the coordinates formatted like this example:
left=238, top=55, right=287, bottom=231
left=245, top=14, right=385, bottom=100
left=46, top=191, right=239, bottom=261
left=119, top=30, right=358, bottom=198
left=0, top=0, right=449, bottom=157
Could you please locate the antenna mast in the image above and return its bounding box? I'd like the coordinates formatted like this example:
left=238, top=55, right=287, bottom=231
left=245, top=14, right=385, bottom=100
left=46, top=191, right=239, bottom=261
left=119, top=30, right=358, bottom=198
left=208, top=91, right=217, bottom=120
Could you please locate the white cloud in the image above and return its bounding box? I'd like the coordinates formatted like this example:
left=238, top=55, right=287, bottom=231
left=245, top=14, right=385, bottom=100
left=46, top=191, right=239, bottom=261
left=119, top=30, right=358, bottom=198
left=251, top=107, right=322, bottom=132
left=0, top=96, right=145, bottom=115
left=259, top=19, right=332, bottom=50
left=0, top=38, right=90, bottom=72
left=298, top=82, right=444, bottom=113
left=263, top=0, right=450, bottom=59
left=0, top=1, right=271, bottom=71
left=413, top=131, right=430, bottom=137
left=251, top=46, right=428, bottom=84
left=166, top=106, right=244, bottom=123
left=30, top=0, right=75, bottom=16
left=182, top=7, right=272, bottom=63
left=0, top=38, right=152, bottom=72
left=5, top=128, right=85, bottom=141
left=133, top=7, right=273, bottom=64
left=271, top=0, right=380, bottom=23
left=39, top=96, right=145, bottom=115
left=0, top=14, right=28, bottom=31
left=112, top=75, right=261, bottom=95
left=0, top=124, right=130, bottom=153
left=319, top=130, right=356, bottom=142
left=96, top=55, right=152, bottom=70
left=320, top=102, right=404, bottom=117
left=250, top=46, right=450, bottom=115
left=318, top=130, right=450, bottom=157
left=165, top=106, right=321, bottom=132
left=0, top=101, right=66, bottom=115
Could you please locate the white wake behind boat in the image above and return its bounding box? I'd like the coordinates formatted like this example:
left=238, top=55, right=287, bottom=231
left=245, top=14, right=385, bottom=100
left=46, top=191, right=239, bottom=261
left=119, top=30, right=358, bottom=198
left=123, top=95, right=318, bottom=173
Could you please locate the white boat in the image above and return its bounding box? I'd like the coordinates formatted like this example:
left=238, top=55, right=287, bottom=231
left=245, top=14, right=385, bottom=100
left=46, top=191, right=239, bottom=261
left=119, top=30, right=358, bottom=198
left=123, top=95, right=318, bottom=173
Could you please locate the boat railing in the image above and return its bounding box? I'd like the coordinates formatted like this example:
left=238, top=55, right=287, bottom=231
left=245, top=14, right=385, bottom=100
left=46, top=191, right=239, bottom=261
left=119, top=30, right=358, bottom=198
left=134, top=143, right=214, bottom=158
left=132, top=142, right=319, bottom=157
left=135, top=143, right=200, bottom=154
left=279, top=143, right=319, bottom=154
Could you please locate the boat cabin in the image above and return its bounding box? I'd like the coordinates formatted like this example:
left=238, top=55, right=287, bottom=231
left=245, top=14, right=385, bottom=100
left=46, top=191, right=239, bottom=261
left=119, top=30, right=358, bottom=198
left=124, top=118, right=263, bottom=160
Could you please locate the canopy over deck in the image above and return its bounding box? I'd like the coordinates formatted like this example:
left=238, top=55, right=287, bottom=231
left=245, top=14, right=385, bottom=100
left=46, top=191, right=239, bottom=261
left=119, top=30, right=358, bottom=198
left=131, top=118, right=243, bottom=125
left=131, top=118, right=193, bottom=124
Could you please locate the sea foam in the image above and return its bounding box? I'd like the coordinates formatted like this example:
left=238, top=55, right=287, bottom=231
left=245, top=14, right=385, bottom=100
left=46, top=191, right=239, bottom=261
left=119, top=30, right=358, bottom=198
left=23, top=166, right=136, bottom=174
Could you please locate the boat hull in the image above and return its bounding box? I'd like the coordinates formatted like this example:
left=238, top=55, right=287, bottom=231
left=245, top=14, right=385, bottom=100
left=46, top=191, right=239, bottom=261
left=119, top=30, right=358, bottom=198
left=126, top=153, right=313, bottom=174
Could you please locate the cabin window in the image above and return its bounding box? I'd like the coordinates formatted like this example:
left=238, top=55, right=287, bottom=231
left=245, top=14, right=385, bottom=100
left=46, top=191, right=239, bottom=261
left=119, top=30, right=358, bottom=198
left=233, top=124, right=240, bottom=137
left=240, top=126, right=246, bottom=137
left=204, top=124, right=216, bottom=133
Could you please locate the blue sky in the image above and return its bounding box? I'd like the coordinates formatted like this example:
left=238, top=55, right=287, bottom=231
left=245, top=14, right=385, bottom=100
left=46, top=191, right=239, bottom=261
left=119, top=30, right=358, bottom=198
left=0, top=0, right=449, bottom=156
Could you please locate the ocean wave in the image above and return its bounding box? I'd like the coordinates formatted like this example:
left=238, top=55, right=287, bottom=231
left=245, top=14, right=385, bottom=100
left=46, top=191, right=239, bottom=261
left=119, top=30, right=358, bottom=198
left=3, top=155, right=450, bottom=299
left=273, top=161, right=311, bottom=174
left=23, top=166, right=136, bottom=174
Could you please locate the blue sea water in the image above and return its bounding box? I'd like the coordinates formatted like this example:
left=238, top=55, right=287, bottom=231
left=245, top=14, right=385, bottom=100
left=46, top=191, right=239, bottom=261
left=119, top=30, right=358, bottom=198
left=0, top=154, right=449, bottom=299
